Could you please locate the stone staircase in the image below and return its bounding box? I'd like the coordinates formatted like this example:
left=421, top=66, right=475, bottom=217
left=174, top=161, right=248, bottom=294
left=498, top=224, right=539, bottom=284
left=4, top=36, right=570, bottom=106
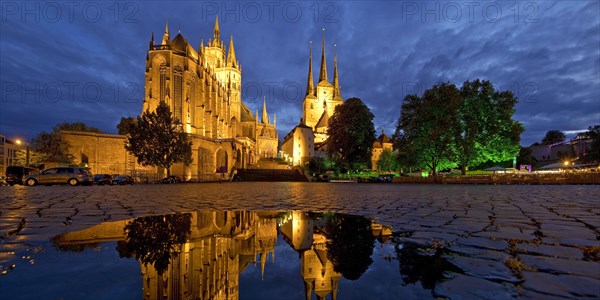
left=249, top=158, right=290, bottom=170
left=236, top=158, right=308, bottom=182
left=235, top=168, right=309, bottom=182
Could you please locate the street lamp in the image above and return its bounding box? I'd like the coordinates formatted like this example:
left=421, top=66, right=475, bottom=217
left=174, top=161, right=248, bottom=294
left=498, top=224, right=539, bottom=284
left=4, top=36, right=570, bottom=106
left=15, top=139, right=30, bottom=166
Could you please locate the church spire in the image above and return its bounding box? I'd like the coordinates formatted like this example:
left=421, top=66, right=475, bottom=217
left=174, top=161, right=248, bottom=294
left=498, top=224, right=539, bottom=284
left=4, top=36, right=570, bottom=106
left=161, top=19, right=170, bottom=45
left=306, top=41, right=315, bottom=96
left=260, top=252, right=267, bottom=280
left=262, top=97, right=269, bottom=125
left=333, top=44, right=340, bottom=97
left=318, top=28, right=328, bottom=83
left=213, top=15, right=220, bottom=46
left=227, top=35, right=237, bottom=68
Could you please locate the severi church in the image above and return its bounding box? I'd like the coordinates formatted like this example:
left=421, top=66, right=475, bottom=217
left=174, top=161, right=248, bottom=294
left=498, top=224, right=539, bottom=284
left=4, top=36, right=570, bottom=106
left=281, top=30, right=344, bottom=166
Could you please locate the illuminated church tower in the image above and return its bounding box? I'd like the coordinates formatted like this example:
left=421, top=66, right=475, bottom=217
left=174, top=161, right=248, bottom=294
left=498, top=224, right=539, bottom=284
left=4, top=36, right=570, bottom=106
left=283, top=29, right=343, bottom=165
left=302, top=29, right=344, bottom=144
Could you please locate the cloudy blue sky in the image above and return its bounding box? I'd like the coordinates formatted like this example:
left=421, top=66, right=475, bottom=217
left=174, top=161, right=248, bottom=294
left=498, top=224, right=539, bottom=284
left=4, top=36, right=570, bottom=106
left=1, top=0, right=598, bottom=146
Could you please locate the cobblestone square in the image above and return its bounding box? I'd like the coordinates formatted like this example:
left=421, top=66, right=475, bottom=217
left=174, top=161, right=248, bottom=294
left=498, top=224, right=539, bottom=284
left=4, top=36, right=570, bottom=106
left=1, top=183, right=599, bottom=299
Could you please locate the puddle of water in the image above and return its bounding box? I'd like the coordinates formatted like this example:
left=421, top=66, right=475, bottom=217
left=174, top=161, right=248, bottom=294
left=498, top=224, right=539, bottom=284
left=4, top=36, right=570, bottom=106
left=1, top=210, right=465, bottom=299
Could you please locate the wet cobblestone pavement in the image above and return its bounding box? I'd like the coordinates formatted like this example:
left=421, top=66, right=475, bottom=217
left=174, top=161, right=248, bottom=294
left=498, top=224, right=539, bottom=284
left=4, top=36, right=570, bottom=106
left=1, top=183, right=599, bottom=299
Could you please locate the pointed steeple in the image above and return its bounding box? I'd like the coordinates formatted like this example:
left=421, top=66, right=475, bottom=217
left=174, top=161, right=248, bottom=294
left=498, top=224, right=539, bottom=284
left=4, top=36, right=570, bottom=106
left=260, top=252, right=267, bottom=280
left=199, top=39, right=204, bottom=55
left=262, top=97, right=269, bottom=125
left=333, top=44, right=341, bottom=97
left=213, top=16, right=220, bottom=46
left=227, top=35, right=237, bottom=68
left=161, top=19, right=170, bottom=45
left=304, top=281, right=313, bottom=300
left=318, top=28, right=328, bottom=83
left=306, top=41, right=315, bottom=96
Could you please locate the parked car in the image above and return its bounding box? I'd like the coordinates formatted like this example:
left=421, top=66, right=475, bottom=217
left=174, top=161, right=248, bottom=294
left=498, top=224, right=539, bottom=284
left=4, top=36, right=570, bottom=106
left=93, top=174, right=113, bottom=185
left=5, top=166, right=40, bottom=185
left=24, top=167, right=92, bottom=186
left=112, top=175, right=134, bottom=185
left=161, top=175, right=182, bottom=184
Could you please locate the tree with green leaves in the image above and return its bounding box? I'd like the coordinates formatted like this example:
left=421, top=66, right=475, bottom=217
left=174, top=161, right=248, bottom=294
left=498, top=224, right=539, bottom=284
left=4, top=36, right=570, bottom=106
left=327, top=97, right=376, bottom=169
left=126, top=101, right=192, bottom=177
left=541, top=130, right=566, bottom=145
left=376, top=148, right=398, bottom=173
left=29, top=122, right=104, bottom=165
left=393, top=83, right=461, bottom=175
left=456, top=80, right=523, bottom=174
left=117, top=117, right=138, bottom=135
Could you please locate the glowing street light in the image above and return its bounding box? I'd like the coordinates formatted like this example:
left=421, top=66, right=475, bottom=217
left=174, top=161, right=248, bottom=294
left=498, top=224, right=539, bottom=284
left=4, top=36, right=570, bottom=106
left=14, top=138, right=30, bottom=166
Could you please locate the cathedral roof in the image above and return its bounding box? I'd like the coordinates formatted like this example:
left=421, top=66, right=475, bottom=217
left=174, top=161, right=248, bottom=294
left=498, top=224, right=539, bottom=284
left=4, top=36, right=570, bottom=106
left=377, top=132, right=391, bottom=144
left=373, top=132, right=392, bottom=148
left=240, top=102, right=256, bottom=122
left=172, top=33, right=188, bottom=52
left=317, top=80, right=333, bottom=88
left=315, top=111, right=329, bottom=129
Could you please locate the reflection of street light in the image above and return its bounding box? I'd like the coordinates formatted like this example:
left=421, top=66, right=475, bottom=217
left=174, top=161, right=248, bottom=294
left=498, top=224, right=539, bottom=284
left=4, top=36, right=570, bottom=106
left=15, top=139, right=30, bottom=166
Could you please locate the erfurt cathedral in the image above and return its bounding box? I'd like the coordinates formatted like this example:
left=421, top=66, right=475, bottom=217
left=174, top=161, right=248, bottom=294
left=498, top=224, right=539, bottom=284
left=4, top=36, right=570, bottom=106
left=142, top=17, right=278, bottom=177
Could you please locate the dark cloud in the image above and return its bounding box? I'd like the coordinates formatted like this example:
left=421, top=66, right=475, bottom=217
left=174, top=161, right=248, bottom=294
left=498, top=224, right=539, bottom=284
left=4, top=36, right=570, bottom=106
left=1, top=1, right=598, bottom=146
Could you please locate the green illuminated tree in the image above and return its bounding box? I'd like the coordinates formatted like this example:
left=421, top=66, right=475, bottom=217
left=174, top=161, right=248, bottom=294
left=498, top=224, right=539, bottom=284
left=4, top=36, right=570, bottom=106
left=456, top=80, right=523, bottom=174
left=126, top=101, right=192, bottom=177
left=376, top=148, right=398, bottom=173
left=327, top=98, right=376, bottom=169
left=541, top=130, right=566, bottom=145
left=393, top=83, right=461, bottom=175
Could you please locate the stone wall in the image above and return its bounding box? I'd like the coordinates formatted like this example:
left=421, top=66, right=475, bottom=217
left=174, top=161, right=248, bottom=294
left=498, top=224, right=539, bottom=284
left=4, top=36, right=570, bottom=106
left=60, top=131, right=151, bottom=176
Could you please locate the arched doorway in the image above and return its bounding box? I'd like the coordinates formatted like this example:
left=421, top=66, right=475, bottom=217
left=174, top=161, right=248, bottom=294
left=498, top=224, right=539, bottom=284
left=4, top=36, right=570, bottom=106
left=235, top=149, right=242, bottom=169
left=216, top=149, right=228, bottom=174
left=197, top=147, right=211, bottom=174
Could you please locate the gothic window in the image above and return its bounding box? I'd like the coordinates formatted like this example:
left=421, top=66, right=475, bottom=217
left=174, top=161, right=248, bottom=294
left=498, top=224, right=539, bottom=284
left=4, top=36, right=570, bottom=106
left=174, top=66, right=183, bottom=121
left=159, top=64, right=166, bottom=102
left=189, top=78, right=196, bottom=124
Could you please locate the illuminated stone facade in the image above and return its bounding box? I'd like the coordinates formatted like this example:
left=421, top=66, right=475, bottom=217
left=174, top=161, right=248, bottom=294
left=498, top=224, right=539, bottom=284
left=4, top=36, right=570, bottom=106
left=143, top=18, right=278, bottom=176
left=281, top=124, right=315, bottom=166
left=282, top=31, right=343, bottom=165
left=60, top=131, right=151, bottom=175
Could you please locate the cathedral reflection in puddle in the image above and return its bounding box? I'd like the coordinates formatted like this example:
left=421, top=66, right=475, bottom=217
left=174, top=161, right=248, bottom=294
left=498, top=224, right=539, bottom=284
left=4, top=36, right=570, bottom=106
left=49, top=210, right=456, bottom=299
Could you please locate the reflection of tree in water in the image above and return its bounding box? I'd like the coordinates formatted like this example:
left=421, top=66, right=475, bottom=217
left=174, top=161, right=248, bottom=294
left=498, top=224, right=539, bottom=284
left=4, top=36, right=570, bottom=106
left=395, top=241, right=463, bottom=289
left=117, top=213, right=191, bottom=274
left=325, top=214, right=375, bottom=280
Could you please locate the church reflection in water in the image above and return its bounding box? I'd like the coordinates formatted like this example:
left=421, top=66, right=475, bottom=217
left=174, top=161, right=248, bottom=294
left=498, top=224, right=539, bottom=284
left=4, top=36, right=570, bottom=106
left=52, top=210, right=393, bottom=300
